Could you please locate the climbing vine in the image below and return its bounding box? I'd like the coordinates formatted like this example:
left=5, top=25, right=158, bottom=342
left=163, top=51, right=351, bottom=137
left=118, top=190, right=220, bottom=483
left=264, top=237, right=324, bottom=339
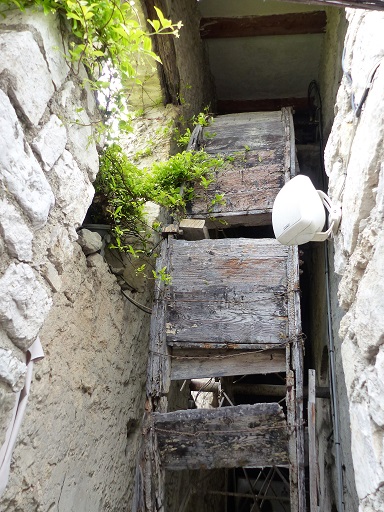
left=94, top=142, right=224, bottom=256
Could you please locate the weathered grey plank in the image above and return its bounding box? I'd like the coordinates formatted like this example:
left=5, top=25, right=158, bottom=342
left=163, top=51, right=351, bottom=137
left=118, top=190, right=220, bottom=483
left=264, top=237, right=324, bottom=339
left=170, top=349, right=286, bottom=380
left=203, top=111, right=286, bottom=154
left=165, top=238, right=290, bottom=346
left=133, top=414, right=165, bottom=512
left=168, top=342, right=287, bottom=351
left=188, top=110, right=292, bottom=227
left=154, top=404, right=289, bottom=470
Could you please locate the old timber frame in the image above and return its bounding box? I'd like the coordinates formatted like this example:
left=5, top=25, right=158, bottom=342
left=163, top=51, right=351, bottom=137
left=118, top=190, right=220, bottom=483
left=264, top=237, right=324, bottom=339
left=134, top=109, right=306, bottom=512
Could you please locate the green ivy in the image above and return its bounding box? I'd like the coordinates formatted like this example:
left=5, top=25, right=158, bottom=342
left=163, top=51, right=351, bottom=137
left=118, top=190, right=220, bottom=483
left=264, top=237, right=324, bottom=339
left=95, top=143, right=224, bottom=254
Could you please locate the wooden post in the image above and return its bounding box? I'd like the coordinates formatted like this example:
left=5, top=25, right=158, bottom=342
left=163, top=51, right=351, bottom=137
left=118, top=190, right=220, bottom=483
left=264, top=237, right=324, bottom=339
left=147, top=239, right=171, bottom=402
left=308, top=369, right=318, bottom=512
left=287, top=244, right=306, bottom=512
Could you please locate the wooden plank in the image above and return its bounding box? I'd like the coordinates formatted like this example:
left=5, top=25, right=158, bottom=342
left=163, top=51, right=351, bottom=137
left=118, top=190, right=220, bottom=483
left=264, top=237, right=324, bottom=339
left=170, top=349, right=286, bottom=380
left=166, top=238, right=290, bottom=346
left=275, top=0, right=384, bottom=11
left=217, top=97, right=309, bottom=115
left=202, top=111, right=286, bottom=154
left=282, top=107, right=294, bottom=184
left=154, top=404, right=289, bottom=470
left=146, top=239, right=171, bottom=398
left=168, top=342, right=287, bottom=351
left=188, top=150, right=285, bottom=219
left=200, top=11, right=327, bottom=39
left=179, top=219, right=210, bottom=240
left=308, top=369, right=318, bottom=512
left=188, top=111, right=292, bottom=226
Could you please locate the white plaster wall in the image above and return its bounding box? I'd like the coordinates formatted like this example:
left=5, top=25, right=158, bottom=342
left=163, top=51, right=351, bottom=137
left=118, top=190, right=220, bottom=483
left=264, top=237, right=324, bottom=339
left=0, top=7, right=151, bottom=510
left=325, top=9, right=384, bottom=512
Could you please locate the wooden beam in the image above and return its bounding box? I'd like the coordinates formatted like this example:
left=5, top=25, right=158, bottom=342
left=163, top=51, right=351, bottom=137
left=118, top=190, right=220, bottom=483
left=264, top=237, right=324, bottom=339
left=200, top=11, right=326, bottom=39
left=287, top=246, right=306, bottom=512
left=308, top=370, right=318, bottom=512
left=171, top=349, right=286, bottom=380
left=275, top=0, right=384, bottom=11
left=179, top=219, right=210, bottom=240
left=233, top=383, right=330, bottom=399
left=154, top=403, right=289, bottom=470
left=217, top=97, right=309, bottom=115
left=146, top=239, right=171, bottom=400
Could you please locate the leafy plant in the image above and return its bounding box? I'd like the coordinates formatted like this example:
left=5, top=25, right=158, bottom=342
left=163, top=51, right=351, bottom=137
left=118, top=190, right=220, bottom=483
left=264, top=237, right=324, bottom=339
left=94, top=143, right=224, bottom=255
left=174, top=106, right=213, bottom=148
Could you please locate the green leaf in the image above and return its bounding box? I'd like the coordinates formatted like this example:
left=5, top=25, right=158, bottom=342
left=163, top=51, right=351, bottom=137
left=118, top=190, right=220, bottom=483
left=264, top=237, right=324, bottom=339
left=147, top=18, right=160, bottom=32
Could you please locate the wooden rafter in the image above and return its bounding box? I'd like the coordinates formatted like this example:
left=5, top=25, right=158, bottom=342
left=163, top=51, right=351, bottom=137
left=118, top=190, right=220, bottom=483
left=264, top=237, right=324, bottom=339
left=200, top=11, right=326, bottom=39
left=276, top=0, right=384, bottom=10
left=217, top=98, right=310, bottom=115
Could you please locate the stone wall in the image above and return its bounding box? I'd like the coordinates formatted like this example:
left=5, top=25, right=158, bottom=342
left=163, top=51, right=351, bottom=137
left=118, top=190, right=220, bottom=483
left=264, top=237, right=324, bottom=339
left=0, top=7, right=151, bottom=510
left=325, top=9, right=384, bottom=512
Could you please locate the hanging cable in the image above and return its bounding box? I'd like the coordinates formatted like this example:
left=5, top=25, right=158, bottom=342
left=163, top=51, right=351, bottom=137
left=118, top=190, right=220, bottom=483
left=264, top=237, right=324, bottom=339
left=342, top=48, right=382, bottom=118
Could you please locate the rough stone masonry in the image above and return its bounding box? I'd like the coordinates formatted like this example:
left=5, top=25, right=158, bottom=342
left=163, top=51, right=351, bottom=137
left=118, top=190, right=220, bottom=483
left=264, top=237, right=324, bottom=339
left=0, top=7, right=151, bottom=511
left=325, top=9, right=384, bottom=512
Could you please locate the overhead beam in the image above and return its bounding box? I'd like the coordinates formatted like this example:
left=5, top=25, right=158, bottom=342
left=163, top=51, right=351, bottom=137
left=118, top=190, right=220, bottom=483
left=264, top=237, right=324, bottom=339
left=217, top=97, right=309, bottom=115
left=276, top=0, right=384, bottom=11
left=171, top=349, right=286, bottom=380
left=200, top=11, right=326, bottom=39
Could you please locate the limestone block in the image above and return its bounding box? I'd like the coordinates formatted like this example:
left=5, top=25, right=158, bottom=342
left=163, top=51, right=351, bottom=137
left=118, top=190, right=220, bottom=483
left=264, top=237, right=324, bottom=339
left=366, top=347, right=384, bottom=428
left=48, top=227, right=74, bottom=274
left=340, top=65, right=384, bottom=256
left=350, top=400, right=384, bottom=500
left=77, top=229, right=103, bottom=255
left=41, top=261, right=62, bottom=293
left=0, top=199, right=33, bottom=261
left=86, top=253, right=106, bottom=269
left=340, top=333, right=366, bottom=399
left=31, top=115, right=67, bottom=172
left=67, top=109, right=100, bottom=182
left=0, top=381, right=18, bottom=448
left=0, top=263, right=52, bottom=351
left=0, top=348, right=26, bottom=392
left=0, top=9, right=69, bottom=89
left=353, top=233, right=384, bottom=358
left=0, top=91, right=55, bottom=228
left=51, top=150, right=94, bottom=226
left=0, top=31, right=54, bottom=126
left=59, top=80, right=75, bottom=109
